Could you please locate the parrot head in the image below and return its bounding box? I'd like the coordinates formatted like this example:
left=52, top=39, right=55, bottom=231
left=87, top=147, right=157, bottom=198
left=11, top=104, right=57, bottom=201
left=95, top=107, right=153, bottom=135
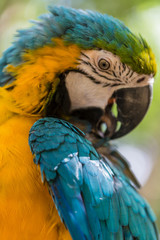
left=64, top=49, right=154, bottom=139
left=0, top=6, right=156, bottom=139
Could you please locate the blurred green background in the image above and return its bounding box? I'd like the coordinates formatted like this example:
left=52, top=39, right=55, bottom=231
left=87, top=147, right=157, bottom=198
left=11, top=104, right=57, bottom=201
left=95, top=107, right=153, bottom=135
left=0, top=0, right=160, bottom=230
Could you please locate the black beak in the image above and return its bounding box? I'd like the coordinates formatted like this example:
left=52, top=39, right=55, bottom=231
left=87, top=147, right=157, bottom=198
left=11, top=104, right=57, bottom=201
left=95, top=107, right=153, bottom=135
left=69, top=84, right=152, bottom=140
left=109, top=85, right=152, bottom=139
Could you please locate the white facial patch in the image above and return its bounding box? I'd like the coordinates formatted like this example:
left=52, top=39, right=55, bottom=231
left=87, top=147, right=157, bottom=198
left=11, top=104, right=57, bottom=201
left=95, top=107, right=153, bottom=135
left=65, top=49, right=154, bottom=111
left=65, top=71, right=114, bottom=111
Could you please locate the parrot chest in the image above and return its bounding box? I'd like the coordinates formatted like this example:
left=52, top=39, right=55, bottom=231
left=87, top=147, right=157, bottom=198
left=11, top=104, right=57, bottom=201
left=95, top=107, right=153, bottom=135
left=0, top=116, right=71, bottom=240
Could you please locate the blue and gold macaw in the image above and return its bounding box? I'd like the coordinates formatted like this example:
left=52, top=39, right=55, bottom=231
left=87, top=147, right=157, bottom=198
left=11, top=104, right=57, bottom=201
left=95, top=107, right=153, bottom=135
left=0, top=6, right=158, bottom=240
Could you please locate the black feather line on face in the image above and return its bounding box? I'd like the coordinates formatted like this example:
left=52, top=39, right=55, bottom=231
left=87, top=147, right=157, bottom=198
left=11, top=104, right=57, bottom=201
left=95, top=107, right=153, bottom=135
left=80, top=59, right=122, bottom=83
left=137, top=77, right=145, bottom=83
left=68, top=69, right=101, bottom=84
left=80, top=52, right=90, bottom=60
left=122, top=63, right=126, bottom=73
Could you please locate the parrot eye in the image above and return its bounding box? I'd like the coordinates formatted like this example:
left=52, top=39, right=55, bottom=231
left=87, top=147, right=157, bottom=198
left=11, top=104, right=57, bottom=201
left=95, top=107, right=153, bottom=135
left=98, top=59, right=110, bottom=70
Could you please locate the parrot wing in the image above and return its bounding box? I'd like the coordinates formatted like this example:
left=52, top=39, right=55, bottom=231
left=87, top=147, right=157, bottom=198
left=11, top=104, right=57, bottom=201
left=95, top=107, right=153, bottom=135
left=102, top=145, right=141, bottom=188
left=29, top=118, right=158, bottom=240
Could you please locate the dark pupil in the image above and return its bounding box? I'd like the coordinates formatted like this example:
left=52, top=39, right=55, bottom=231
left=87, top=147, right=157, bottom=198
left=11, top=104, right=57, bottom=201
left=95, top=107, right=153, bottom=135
left=99, top=59, right=109, bottom=69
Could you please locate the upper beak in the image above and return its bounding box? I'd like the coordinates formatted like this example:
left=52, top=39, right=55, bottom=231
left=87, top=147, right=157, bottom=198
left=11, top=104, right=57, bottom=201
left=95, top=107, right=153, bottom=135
left=97, top=85, right=152, bottom=139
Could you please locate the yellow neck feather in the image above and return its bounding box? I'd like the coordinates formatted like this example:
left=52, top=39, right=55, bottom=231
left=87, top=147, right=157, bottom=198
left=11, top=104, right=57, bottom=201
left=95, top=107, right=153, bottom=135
left=2, top=39, right=81, bottom=118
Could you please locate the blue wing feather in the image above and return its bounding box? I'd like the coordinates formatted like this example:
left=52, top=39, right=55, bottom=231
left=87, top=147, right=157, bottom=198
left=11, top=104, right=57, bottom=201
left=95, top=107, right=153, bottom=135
left=29, top=117, right=158, bottom=240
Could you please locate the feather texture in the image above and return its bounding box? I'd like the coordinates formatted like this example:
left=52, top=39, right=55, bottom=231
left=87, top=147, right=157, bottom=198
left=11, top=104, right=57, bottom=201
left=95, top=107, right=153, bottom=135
left=29, top=118, right=158, bottom=240
left=0, top=6, right=156, bottom=88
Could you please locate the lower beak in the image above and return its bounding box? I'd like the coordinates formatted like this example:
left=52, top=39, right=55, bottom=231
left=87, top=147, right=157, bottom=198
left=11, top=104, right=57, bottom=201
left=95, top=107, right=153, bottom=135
left=97, top=85, right=152, bottom=139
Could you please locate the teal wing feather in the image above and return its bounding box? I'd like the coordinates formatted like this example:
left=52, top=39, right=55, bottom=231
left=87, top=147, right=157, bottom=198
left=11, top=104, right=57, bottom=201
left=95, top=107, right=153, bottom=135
left=29, top=117, right=158, bottom=240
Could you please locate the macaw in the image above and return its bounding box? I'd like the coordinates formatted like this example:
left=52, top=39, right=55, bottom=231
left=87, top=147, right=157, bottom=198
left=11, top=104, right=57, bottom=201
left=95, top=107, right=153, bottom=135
left=0, top=5, right=158, bottom=240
